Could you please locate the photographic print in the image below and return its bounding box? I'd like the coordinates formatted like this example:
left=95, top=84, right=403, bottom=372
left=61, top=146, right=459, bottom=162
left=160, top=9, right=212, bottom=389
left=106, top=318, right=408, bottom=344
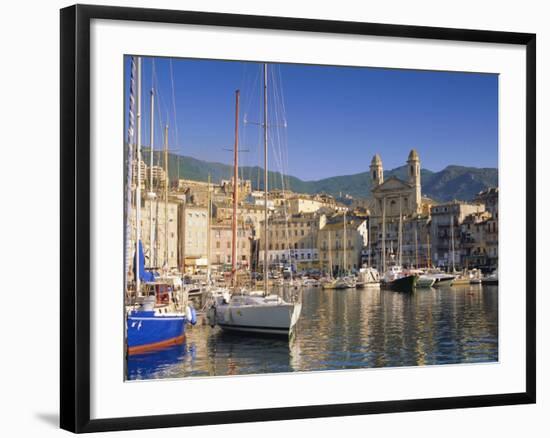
left=124, top=56, right=499, bottom=381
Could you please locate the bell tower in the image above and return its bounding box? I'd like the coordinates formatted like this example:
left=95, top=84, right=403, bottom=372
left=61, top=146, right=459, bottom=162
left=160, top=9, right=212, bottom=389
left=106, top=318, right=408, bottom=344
left=407, top=149, right=421, bottom=213
left=370, top=154, right=383, bottom=187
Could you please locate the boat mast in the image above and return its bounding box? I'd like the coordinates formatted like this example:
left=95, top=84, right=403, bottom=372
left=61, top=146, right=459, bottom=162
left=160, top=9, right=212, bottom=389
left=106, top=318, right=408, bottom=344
left=149, top=88, right=155, bottom=268
left=367, top=216, right=371, bottom=267
left=427, top=231, right=431, bottom=268
left=231, top=90, right=240, bottom=288
left=125, top=56, right=136, bottom=297
left=207, top=173, right=212, bottom=284
left=450, top=214, right=455, bottom=272
left=164, top=124, right=169, bottom=268
left=381, top=198, right=386, bottom=273
left=263, top=63, right=269, bottom=295
left=397, top=196, right=403, bottom=266
left=414, top=221, right=419, bottom=268
left=328, top=230, right=333, bottom=279
left=343, top=211, right=347, bottom=275
left=135, top=56, right=142, bottom=295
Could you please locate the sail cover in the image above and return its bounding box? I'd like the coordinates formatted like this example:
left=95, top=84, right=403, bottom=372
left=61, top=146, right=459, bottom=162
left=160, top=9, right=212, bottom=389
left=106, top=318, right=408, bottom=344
left=134, top=240, right=155, bottom=282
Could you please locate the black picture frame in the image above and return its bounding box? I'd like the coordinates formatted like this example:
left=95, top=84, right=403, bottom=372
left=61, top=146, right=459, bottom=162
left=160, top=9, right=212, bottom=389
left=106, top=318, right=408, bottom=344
left=60, top=4, right=536, bottom=433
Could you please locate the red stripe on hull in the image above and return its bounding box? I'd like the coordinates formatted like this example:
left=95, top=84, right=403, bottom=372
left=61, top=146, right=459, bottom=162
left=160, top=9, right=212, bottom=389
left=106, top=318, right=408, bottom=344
left=127, top=334, right=186, bottom=355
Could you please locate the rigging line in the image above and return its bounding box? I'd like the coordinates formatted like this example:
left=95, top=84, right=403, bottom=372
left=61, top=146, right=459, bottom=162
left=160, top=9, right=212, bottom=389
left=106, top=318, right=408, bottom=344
left=169, top=59, right=181, bottom=183
left=274, top=66, right=291, bottom=192
left=270, top=66, right=293, bottom=270
left=271, top=67, right=287, bottom=192
left=272, top=68, right=287, bottom=189
left=271, top=69, right=289, bottom=196
left=152, top=61, right=166, bottom=188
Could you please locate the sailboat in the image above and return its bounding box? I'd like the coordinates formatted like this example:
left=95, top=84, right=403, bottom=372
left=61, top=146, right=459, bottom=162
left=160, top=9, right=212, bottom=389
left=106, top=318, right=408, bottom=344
left=208, top=70, right=302, bottom=337
left=125, top=56, right=193, bottom=355
left=356, top=216, right=380, bottom=288
left=380, top=197, right=417, bottom=292
left=322, top=213, right=356, bottom=289
left=321, top=230, right=337, bottom=289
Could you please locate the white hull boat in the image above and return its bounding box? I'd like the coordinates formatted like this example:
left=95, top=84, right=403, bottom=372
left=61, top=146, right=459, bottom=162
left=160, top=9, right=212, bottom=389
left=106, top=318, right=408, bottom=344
left=417, top=275, right=436, bottom=288
left=356, top=267, right=380, bottom=288
left=209, top=292, right=302, bottom=336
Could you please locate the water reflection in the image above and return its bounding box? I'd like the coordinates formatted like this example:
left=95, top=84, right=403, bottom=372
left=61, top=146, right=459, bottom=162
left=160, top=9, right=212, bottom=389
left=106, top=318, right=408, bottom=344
left=127, top=285, right=498, bottom=380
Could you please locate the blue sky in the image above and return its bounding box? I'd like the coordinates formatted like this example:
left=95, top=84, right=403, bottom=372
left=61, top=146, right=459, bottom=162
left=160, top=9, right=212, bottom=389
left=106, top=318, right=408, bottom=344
left=124, top=56, right=498, bottom=181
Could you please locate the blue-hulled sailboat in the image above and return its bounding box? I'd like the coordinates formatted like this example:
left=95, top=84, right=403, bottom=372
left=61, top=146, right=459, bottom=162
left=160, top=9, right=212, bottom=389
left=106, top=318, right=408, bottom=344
left=125, top=56, right=194, bottom=356
left=127, top=242, right=193, bottom=355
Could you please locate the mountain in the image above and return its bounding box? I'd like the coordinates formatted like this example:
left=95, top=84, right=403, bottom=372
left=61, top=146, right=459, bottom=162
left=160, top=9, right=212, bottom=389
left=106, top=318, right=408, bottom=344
left=147, top=151, right=497, bottom=203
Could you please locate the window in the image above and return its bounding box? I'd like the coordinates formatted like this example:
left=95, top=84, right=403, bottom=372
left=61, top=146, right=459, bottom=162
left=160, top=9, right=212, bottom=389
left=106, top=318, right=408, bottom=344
left=216, top=241, right=220, bottom=249
left=227, top=242, right=230, bottom=249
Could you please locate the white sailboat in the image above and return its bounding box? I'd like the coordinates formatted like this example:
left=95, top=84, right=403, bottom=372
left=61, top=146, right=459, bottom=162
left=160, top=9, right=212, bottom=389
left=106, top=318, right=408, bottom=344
left=209, top=68, right=301, bottom=336
left=356, top=216, right=380, bottom=288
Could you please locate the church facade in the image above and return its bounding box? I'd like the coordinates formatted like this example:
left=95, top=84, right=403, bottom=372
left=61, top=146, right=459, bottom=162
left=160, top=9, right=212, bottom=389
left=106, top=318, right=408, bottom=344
left=366, top=150, right=432, bottom=270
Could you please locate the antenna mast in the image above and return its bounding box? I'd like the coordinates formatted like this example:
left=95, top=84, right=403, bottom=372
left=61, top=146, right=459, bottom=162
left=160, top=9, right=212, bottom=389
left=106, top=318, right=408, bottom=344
left=231, top=90, right=240, bottom=288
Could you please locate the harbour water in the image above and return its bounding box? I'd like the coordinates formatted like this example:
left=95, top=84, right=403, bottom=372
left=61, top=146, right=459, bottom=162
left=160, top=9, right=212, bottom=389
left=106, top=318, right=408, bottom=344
left=127, top=284, right=498, bottom=380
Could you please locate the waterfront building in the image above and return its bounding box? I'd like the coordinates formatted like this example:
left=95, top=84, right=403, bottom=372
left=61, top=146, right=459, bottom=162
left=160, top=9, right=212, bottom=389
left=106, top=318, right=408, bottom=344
left=213, top=201, right=267, bottom=235
left=129, top=197, right=180, bottom=270
left=288, top=196, right=326, bottom=214
left=131, top=159, right=147, bottom=190
left=287, top=193, right=343, bottom=215
left=460, top=211, right=492, bottom=267
left=209, top=220, right=254, bottom=270
left=430, top=201, right=485, bottom=268
left=220, top=178, right=252, bottom=202
left=177, top=178, right=211, bottom=205
left=180, top=204, right=209, bottom=273
left=258, top=212, right=324, bottom=271
left=475, top=187, right=499, bottom=218
left=318, top=214, right=368, bottom=274
left=148, top=165, right=167, bottom=189
left=247, top=190, right=276, bottom=210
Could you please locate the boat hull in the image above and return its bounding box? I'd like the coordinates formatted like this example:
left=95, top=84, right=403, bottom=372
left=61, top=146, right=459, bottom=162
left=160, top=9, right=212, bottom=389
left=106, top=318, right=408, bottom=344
left=416, top=276, right=436, bottom=288
left=482, top=279, right=498, bottom=285
left=215, top=301, right=300, bottom=336
left=451, top=278, right=471, bottom=286
left=382, top=275, right=418, bottom=292
left=356, top=281, right=380, bottom=288
left=127, top=311, right=186, bottom=355
left=432, top=277, right=455, bottom=288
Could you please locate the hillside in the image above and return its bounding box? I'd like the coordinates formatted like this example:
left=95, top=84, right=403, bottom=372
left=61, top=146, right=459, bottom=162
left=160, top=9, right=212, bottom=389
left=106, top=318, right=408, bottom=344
left=145, top=151, right=498, bottom=202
